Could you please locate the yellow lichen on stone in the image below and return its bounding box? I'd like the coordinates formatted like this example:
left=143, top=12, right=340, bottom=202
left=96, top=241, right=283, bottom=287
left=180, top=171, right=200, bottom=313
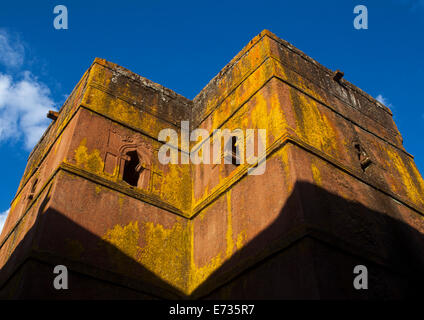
left=292, top=92, right=338, bottom=156
left=95, top=185, right=103, bottom=194
left=188, top=224, right=222, bottom=294
left=236, top=230, right=247, bottom=250
left=386, top=148, right=424, bottom=207
left=226, top=190, right=234, bottom=257
left=160, top=163, right=192, bottom=213
left=410, top=163, right=424, bottom=200
left=82, top=81, right=174, bottom=147
left=74, top=138, right=104, bottom=175
left=208, top=55, right=275, bottom=134
left=276, top=146, right=293, bottom=194
left=189, top=252, right=222, bottom=294
left=250, top=89, right=287, bottom=146
left=10, top=192, right=22, bottom=212
left=204, top=37, right=271, bottom=118
left=102, top=221, right=141, bottom=260
left=140, top=221, right=188, bottom=292
left=54, top=133, right=63, bottom=155
left=311, top=161, right=322, bottom=186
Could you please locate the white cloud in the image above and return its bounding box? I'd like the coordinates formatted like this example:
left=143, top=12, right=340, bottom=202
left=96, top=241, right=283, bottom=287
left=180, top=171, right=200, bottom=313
left=376, top=94, right=395, bottom=110
left=0, top=208, right=10, bottom=234
left=0, top=31, right=55, bottom=150
left=0, top=72, right=55, bottom=149
left=0, top=30, right=24, bottom=69
left=376, top=94, right=387, bottom=105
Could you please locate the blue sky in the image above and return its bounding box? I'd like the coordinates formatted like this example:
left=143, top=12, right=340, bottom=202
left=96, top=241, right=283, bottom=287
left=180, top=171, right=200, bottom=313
left=0, top=0, right=423, bottom=231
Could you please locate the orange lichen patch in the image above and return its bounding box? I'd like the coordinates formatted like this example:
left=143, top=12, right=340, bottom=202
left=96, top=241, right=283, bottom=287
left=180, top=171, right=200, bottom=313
left=140, top=220, right=189, bottom=292
left=74, top=138, right=105, bottom=175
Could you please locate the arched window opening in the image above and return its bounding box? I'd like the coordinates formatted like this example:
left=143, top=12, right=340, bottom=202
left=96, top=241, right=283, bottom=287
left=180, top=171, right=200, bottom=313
left=354, top=143, right=372, bottom=171
left=28, top=179, right=38, bottom=201
left=230, top=136, right=239, bottom=166
left=31, top=179, right=38, bottom=193
left=123, top=151, right=142, bottom=187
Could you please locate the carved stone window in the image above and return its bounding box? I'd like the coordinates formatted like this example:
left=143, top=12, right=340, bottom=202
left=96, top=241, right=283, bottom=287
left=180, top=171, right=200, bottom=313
left=354, top=143, right=372, bottom=171
left=223, top=135, right=242, bottom=167
left=229, top=136, right=240, bottom=166
left=28, top=178, right=38, bottom=201
left=119, top=144, right=152, bottom=190
left=123, top=151, right=142, bottom=187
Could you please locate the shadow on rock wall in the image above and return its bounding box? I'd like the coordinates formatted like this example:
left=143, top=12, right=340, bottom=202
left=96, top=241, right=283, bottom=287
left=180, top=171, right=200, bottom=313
left=1, top=182, right=423, bottom=299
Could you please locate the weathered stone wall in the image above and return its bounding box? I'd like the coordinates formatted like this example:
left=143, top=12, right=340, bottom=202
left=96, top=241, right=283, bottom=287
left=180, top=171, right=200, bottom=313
left=1, top=30, right=423, bottom=299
